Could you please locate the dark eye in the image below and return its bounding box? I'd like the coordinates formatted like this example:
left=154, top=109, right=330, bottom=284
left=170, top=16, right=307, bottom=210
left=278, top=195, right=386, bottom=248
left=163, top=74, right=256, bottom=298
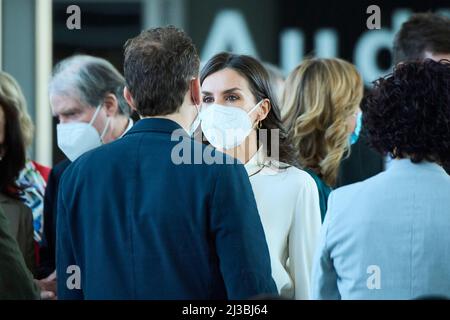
left=62, top=111, right=77, bottom=118
left=226, top=95, right=239, bottom=102
left=202, top=96, right=214, bottom=103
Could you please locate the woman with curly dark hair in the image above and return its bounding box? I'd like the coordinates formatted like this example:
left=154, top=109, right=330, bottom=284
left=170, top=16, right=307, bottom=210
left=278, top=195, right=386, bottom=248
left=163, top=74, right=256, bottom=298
left=311, top=59, right=450, bottom=300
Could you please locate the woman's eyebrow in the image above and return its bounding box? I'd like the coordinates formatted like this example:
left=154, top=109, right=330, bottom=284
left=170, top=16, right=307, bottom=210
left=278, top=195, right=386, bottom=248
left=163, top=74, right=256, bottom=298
left=222, top=87, right=242, bottom=94
left=201, top=87, right=242, bottom=96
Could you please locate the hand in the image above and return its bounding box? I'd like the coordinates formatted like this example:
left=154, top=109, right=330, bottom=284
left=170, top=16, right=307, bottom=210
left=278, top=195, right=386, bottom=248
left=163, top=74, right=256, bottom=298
left=35, top=270, right=57, bottom=300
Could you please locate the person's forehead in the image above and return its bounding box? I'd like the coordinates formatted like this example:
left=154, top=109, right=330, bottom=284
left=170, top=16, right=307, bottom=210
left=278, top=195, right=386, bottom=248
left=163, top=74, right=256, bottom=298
left=202, top=68, right=249, bottom=93
left=50, top=94, right=89, bottom=114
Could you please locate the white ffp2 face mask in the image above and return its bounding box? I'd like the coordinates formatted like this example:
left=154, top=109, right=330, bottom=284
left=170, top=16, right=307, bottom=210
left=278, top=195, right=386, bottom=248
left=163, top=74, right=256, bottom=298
left=57, top=105, right=110, bottom=161
left=200, top=101, right=262, bottom=150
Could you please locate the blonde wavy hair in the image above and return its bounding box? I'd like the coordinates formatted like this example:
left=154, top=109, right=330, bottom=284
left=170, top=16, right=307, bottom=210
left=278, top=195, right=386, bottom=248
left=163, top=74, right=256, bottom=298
left=282, top=58, right=363, bottom=186
left=0, top=71, right=34, bottom=148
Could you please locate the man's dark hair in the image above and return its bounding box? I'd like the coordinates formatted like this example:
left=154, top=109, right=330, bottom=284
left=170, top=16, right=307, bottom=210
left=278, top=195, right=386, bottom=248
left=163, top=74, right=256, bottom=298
left=393, top=12, right=450, bottom=64
left=362, top=59, right=450, bottom=168
left=124, top=26, right=200, bottom=117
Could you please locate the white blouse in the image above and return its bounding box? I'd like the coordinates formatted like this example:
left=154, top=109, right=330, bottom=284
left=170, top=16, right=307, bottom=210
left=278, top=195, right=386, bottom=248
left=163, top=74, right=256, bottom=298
left=244, top=147, right=322, bottom=299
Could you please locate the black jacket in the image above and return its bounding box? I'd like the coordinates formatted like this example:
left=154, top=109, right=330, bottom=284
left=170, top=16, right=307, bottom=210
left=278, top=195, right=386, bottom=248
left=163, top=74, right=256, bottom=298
left=37, top=159, right=71, bottom=279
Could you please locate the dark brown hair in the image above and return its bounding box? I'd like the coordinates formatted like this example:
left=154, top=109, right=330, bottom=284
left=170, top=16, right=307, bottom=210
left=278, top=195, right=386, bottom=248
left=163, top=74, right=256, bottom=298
left=124, top=26, right=200, bottom=116
left=0, top=99, right=26, bottom=196
left=393, top=12, right=450, bottom=64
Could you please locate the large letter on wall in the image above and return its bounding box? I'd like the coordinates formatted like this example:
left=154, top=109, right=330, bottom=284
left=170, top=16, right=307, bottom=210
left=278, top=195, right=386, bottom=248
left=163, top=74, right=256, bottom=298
left=202, top=10, right=258, bottom=63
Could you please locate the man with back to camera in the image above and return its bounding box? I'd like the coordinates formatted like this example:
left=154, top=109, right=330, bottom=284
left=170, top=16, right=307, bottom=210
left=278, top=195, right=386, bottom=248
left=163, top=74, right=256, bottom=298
left=56, top=26, right=277, bottom=299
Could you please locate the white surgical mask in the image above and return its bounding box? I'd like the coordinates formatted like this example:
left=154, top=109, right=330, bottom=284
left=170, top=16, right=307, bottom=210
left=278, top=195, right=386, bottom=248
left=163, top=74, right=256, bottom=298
left=57, top=105, right=110, bottom=161
left=200, top=100, right=262, bottom=150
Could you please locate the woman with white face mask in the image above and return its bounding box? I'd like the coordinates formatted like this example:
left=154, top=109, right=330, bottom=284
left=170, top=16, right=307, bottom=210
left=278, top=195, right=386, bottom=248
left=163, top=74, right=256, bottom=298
left=199, top=52, right=322, bottom=300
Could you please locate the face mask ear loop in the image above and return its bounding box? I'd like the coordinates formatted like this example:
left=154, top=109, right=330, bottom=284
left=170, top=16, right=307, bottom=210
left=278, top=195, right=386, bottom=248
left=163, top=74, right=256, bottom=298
left=89, top=104, right=103, bottom=126
left=247, top=100, right=264, bottom=115
left=100, top=117, right=111, bottom=143
left=190, top=104, right=202, bottom=138
left=248, top=100, right=265, bottom=130
left=195, top=103, right=201, bottom=116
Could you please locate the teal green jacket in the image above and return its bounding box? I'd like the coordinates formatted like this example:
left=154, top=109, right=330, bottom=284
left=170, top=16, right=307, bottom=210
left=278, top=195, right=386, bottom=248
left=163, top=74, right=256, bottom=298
left=0, top=207, right=39, bottom=299
left=305, top=169, right=332, bottom=223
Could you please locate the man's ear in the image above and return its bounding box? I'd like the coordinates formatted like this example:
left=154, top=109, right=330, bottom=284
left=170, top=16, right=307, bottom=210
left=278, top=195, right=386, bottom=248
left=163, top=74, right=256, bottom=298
left=258, top=99, right=271, bottom=122
left=102, top=93, right=119, bottom=117
left=123, top=87, right=137, bottom=112
left=190, top=78, right=201, bottom=106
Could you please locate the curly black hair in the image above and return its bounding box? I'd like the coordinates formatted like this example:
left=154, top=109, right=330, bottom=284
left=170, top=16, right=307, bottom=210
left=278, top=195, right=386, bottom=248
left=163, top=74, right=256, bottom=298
left=362, top=59, right=450, bottom=168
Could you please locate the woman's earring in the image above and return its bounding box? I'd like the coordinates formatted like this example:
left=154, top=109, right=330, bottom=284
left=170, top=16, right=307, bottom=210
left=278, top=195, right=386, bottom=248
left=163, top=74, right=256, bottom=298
left=257, top=120, right=262, bottom=129
left=392, top=147, right=398, bottom=158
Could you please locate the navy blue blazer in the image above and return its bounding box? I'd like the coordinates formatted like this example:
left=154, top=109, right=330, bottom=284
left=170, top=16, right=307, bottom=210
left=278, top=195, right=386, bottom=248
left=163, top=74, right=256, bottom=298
left=56, top=118, right=277, bottom=299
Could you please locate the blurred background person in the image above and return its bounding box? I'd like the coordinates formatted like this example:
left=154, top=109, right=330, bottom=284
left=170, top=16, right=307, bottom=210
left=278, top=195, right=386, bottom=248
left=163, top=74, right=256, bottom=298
left=38, top=55, right=133, bottom=288
left=390, top=11, right=450, bottom=173
left=312, top=59, right=450, bottom=300
left=0, top=207, right=39, bottom=299
left=49, top=55, right=133, bottom=162
left=200, top=52, right=321, bottom=299
left=0, top=72, right=50, bottom=267
left=0, top=90, right=36, bottom=275
left=393, top=12, right=450, bottom=64
left=282, top=58, right=364, bottom=221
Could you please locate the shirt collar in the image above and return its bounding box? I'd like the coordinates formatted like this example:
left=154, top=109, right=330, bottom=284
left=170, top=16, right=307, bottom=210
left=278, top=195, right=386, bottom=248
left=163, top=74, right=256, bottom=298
left=123, top=118, right=186, bottom=137
left=119, top=118, right=134, bottom=138
left=387, top=158, right=447, bottom=175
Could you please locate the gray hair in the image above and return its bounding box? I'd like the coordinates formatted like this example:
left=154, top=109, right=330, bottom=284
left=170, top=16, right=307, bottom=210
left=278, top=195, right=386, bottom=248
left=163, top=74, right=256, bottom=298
left=49, top=54, right=130, bottom=116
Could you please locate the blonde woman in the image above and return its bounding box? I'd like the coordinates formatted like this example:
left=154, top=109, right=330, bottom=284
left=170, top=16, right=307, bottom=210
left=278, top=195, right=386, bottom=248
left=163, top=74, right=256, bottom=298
left=282, top=58, right=364, bottom=222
